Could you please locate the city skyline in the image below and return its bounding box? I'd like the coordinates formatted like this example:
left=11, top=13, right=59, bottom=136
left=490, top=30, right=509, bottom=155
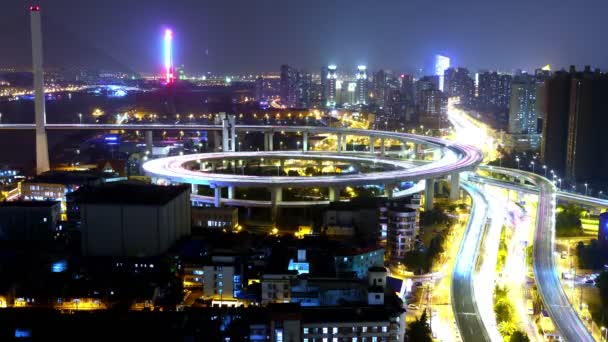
left=2, top=0, right=608, bottom=74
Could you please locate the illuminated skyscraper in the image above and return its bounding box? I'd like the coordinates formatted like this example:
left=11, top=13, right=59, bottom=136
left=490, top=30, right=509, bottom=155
left=324, top=65, right=338, bottom=108
left=434, top=54, right=450, bottom=91
left=508, top=74, right=541, bottom=134
left=355, top=65, right=368, bottom=105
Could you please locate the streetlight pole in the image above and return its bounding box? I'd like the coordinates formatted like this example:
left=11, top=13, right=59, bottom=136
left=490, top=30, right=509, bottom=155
left=516, top=157, right=520, bottom=170
left=531, top=161, right=535, bottom=173
left=543, top=165, right=547, bottom=177
left=585, top=183, right=589, bottom=196
left=78, top=113, right=82, bottom=124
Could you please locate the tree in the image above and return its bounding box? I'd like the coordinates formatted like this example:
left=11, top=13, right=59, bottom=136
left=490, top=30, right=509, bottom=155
left=509, top=330, right=530, bottom=342
left=406, top=310, right=433, bottom=342
left=596, top=271, right=608, bottom=307
left=556, top=204, right=584, bottom=237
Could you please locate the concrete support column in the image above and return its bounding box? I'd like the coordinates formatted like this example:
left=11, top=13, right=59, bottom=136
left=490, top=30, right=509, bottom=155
left=221, top=113, right=236, bottom=152
left=412, top=143, right=419, bottom=159
left=337, top=134, right=343, bottom=152
left=191, top=184, right=199, bottom=195
left=384, top=183, right=394, bottom=199
left=213, top=186, right=222, bottom=208
left=450, top=173, right=460, bottom=201
left=303, top=131, right=308, bottom=152
left=380, top=138, right=386, bottom=156
left=425, top=179, right=435, bottom=211
left=228, top=186, right=235, bottom=200
left=433, top=148, right=442, bottom=161
left=401, top=143, right=407, bottom=158
left=264, top=132, right=274, bottom=151
left=145, top=130, right=153, bottom=154
left=329, top=187, right=339, bottom=202
left=271, top=187, right=282, bottom=222
left=369, top=136, right=375, bottom=153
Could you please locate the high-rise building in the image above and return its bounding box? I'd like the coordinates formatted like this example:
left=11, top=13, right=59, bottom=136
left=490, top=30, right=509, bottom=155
left=280, top=66, right=313, bottom=109
left=434, top=54, right=450, bottom=91
left=296, top=71, right=313, bottom=108
left=541, top=66, right=608, bottom=182
left=478, top=71, right=512, bottom=109
left=420, top=89, right=447, bottom=117
left=323, top=65, right=338, bottom=108
left=372, top=70, right=387, bottom=108
left=355, top=65, right=368, bottom=105
left=400, top=74, right=414, bottom=104
left=414, top=75, right=439, bottom=106
left=508, top=74, right=542, bottom=134
left=382, top=199, right=420, bottom=262
left=444, top=67, right=475, bottom=106
left=564, top=68, right=608, bottom=182
left=280, top=65, right=297, bottom=108
left=541, top=70, right=572, bottom=173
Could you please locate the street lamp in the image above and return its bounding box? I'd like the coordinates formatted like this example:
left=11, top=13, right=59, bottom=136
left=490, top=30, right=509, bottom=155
left=531, top=161, right=535, bottom=173
left=558, top=178, right=562, bottom=190
left=585, top=183, right=589, bottom=196
left=78, top=113, right=82, bottom=124
left=543, top=165, right=547, bottom=177
left=516, top=157, right=520, bottom=169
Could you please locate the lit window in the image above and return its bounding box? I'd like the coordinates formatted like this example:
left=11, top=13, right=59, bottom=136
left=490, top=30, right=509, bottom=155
left=362, top=327, right=367, bottom=333
left=352, top=339, right=358, bottom=342
left=372, top=338, right=377, bottom=342
left=333, top=338, right=338, bottom=342
left=333, top=327, right=338, bottom=334
left=303, top=328, right=309, bottom=334
left=323, top=327, right=328, bottom=334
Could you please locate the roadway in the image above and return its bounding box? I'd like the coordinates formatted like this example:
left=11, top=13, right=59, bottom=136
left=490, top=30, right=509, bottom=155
left=144, top=150, right=463, bottom=188
left=452, top=181, right=491, bottom=342
left=476, top=166, right=608, bottom=207
left=473, top=167, right=595, bottom=342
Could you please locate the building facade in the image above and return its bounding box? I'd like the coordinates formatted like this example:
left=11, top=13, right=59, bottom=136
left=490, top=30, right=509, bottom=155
left=74, top=183, right=191, bottom=257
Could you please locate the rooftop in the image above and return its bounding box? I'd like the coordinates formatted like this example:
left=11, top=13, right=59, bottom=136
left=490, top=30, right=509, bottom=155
left=70, top=183, right=190, bottom=206
left=27, top=171, right=111, bottom=185
left=0, top=200, right=60, bottom=208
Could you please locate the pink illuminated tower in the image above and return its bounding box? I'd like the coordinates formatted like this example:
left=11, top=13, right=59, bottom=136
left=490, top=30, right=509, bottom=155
left=164, top=29, right=175, bottom=84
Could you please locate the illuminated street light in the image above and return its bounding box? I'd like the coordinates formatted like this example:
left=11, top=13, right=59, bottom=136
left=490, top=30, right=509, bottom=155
left=516, top=157, right=520, bottom=169
left=585, top=183, right=588, bottom=196
left=530, top=161, right=535, bottom=173
left=543, top=165, right=547, bottom=177
left=78, top=113, right=82, bottom=124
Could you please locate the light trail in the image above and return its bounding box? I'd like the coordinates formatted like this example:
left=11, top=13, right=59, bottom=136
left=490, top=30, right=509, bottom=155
left=452, top=181, right=491, bottom=342
left=473, top=187, right=506, bottom=342
left=474, top=167, right=595, bottom=342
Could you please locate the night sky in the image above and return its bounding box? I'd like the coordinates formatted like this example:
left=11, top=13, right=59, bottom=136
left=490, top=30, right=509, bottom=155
left=2, top=0, right=608, bottom=74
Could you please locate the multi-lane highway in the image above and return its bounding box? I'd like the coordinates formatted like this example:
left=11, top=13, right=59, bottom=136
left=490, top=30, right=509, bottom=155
left=473, top=167, right=595, bottom=342
left=452, top=182, right=491, bottom=342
